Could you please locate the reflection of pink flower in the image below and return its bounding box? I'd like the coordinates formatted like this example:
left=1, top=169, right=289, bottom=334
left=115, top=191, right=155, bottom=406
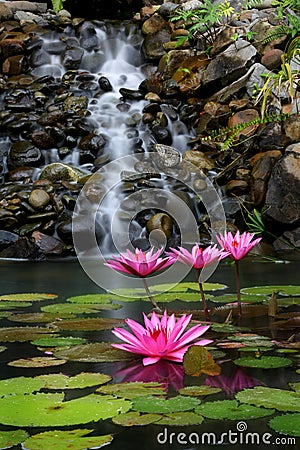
left=114, top=360, right=185, bottom=391
left=216, top=231, right=261, bottom=261
left=104, top=247, right=173, bottom=277
left=112, top=310, right=212, bottom=366
left=205, top=367, right=261, bottom=395
left=167, top=244, right=228, bottom=269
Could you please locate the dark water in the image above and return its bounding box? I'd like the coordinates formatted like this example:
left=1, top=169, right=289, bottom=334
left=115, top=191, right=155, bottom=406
left=0, top=254, right=299, bottom=450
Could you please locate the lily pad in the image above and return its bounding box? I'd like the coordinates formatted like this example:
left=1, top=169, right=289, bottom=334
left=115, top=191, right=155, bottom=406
left=0, top=327, right=56, bottom=342
left=22, top=429, right=112, bottom=450
left=211, top=294, right=264, bottom=304
left=157, top=411, right=204, bottom=426
left=66, top=294, right=114, bottom=304
left=178, top=385, right=222, bottom=396
left=0, top=301, right=32, bottom=309
left=36, top=373, right=112, bottom=389
left=0, top=312, right=11, bottom=318
left=0, top=346, right=6, bottom=353
left=49, top=317, right=124, bottom=331
left=0, top=392, right=131, bottom=426
left=0, top=377, right=45, bottom=396
left=236, top=387, right=300, bottom=412
left=31, top=337, right=87, bottom=347
left=97, top=381, right=167, bottom=398
left=0, top=293, right=57, bottom=302
left=148, top=282, right=227, bottom=293
left=194, top=399, right=274, bottom=420
left=241, top=285, right=300, bottom=296
left=132, top=395, right=200, bottom=414
left=41, top=302, right=121, bottom=314
left=0, top=430, right=29, bottom=449
left=8, top=357, right=67, bottom=368
left=289, top=382, right=300, bottom=394
left=269, top=413, right=300, bottom=437
left=112, top=411, right=162, bottom=426
left=234, top=356, right=293, bottom=369
left=210, top=323, right=249, bottom=334
left=149, top=292, right=201, bottom=303
left=54, top=343, right=132, bottom=363
left=268, top=297, right=300, bottom=307
left=8, top=313, right=75, bottom=323
left=183, top=346, right=221, bottom=376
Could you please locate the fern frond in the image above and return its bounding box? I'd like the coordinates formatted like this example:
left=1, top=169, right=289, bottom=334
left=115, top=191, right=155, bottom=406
left=272, top=0, right=300, bottom=11
left=262, top=25, right=291, bottom=45
left=244, top=0, right=264, bottom=9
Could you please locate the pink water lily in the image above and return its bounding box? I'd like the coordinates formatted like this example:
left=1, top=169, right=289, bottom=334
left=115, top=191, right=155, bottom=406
left=167, top=244, right=229, bottom=320
left=112, top=310, right=212, bottom=366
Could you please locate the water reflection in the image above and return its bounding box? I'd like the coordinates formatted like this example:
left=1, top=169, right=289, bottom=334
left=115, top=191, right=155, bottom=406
left=205, top=365, right=261, bottom=395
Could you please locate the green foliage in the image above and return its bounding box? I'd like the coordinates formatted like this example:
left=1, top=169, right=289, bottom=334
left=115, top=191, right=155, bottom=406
left=51, top=0, right=65, bottom=13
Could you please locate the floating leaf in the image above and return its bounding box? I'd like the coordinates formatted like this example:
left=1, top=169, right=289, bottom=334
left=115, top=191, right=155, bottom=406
left=211, top=294, right=264, bottom=304
left=0, top=392, right=131, bottom=426
left=156, top=411, right=204, bottom=426
left=0, top=327, right=56, bottom=342
left=8, top=357, right=67, bottom=368
left=41, top=303, right=121, bottom=314
left=133, top=395, right=200, bottom=413
left=236, top=387, right=300, bottom=412
left=8, top=313, right=75, bottom=323
left=66, top=294, right=114, bottom=304
left=148, top=282, right=227, bottom=293
left=210, top=323, right=249, bottom=333
left=178, top=385, right=221, bottom=396
left=276, top=349, right=299, bottom=354
left=0, top=312, right=11, bottom=318
left=183, top=346, right=221, bottom=376
left=234, top=356, right=293, bottom=369
left=22, top=429, right=112, bottom=450
left=269, top=413, right=300, bottom=437
left=195, top=399, right=274, bottom=420
left=269, top=297, right=300, bottom=307
left=0, top=430, right=29, bottom=449
left=0, top=301, right=32, bottom=309
left=0, top=377, right=45, bottom=397
left=241, top=285, right=300, bottom=296
left=36, top=373, right=112, bottom=390
left=150, top=292, right=201, bottom=303
left=213, top=304, right=268, bottom=318
left=112, top=411, right=161, bottom=426
left=97, top=382, right=167, bottom=399
left=0, top=293, right=57, bottom=302
left=289, top=382, right=300, bottom=394
left=228, top=333, right=270, bottom=342
left=0, top=346, right=6, bottom=353
left=49, top=317, right=124, bottom=331
left=54, top=343, right=132, bottom=363
left=31, top=337, right=87, bottom=347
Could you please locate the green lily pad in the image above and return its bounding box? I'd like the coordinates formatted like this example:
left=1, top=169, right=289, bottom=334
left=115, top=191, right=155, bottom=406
left=269, top=413, right=300, bottom=437
left=49, top=317, right=124, bottom=331
left=22, top=429, right=112, bottom=450
left=8, top=357, right=67, bottom=368
left=112, top=411, right=162, bottom=426
left=211, top=294, right=264, bottom=304
left=8, top=313, right=75, bottom=323
left=210, top=323, right=249, bottom=333
left=157, top=411, right=204, bottom=426
left=0, top=301, right=32, bottom=309
left=178, top=385, right=222, bottom=396
left=41, top=303, right=121, bottom=314
left=36, top=372, right=112, bottom=389
left=234, top=356, right=293, bottom=369
left=241, top=285, right=300, bottom=296
left=31, top=337, right=87, bottom=347
left=149, top=292, right=201, bottom=303
left=0, top=312, right=11, bottom=318
left=276, top=348, right=299, bottom=354
left=289, top=382, right=300, bottom=394
left=183, top=346, right=221, bottom=376
left=236, top=387, right=300, bottom=412
left=54, top=343, right=132, bottom=363
left=228, top=333, right=270, bottom=342
left=148, top=282, right=227, bottom=293
left=0, top=377, right=45, bottom=397
left=195, top=399, right=274, bottom=420
left=0, top=392, right=131, bottom=426
left=0, top=327, right=57, bottom=342
left=66, top=294, right=114, bottom=304
left=132, top=395, right=201, bottom=414
left=268, top=297, right=300, bottom=307
left=0, top=430, right=29, bottom=449
left=97, top=382, right=167, bottom=398
left=0, top=346, right=6, bottom=353
left=0, top=293, right=57, bottom=302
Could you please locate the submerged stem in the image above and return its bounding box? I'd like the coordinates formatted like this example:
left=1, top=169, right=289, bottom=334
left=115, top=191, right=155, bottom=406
left=197, top=269, right=210, bottom=321
left=142, top=278, right=161, bottom=311
left=235, top=260, right=242, bottom=317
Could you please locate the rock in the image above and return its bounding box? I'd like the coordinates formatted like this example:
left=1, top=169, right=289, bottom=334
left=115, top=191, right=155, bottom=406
left=63, top=95, right=88, bottom=112
left=261, top=49, right=284, bottom=70
left=210, top=27, right=239, bottom=57
left=227, top=109, right=260, bottom=142
left=153, top=144, right=181, bottom=168
left=32, top=231, right=65, bottom=255
left=146, top=212, right=173, bottom=238
left=40, top=163, right=83, bottom=183
left=31, top=130, right=56, bottom=149
left=225, top=179, right=248, bottom=195
left=0, top=230, right=19, bottom=251
left=0, top=3, right=13, bottom=21
left=204, top=39, right=257, bottom=88
left=79, top=22, right=99, bottom=51
left=265, top=143, right=300, bottom=224
left=5, top=2, right=47, bottom=13
left=273, top=227, right=300, bottom=251
left=0, top=209, right=18, bottom=230
left=8, top=166, right=35, bottom=181
left=0, top=38, right=24, bottom=59
left=151, top=124, right=172, bottom=145
left=158, top=49, right=194, bottom=79
left=142, top=30, right=171, bottom=60
left=2, top=55, right=25, bottom=75
left=182, top=150, right=214, bottom=171
left=98, top=76, right=113, bottom=91
left=28, top=189, right=50, bottom=210
left=119, top=88, right=144, bottom=100
left=78, top=132, right=106, bottom=156
left=62, top=47, right=84, bottom=69
left=0, top=236, right=42, bottom=259
left=8, top=140, right=43, bottom=169
left=56, top=220, right=73, bottom=244
left=142, top=14, right=169, bottom=35
left=284, top=115, right=300, bottom=143
left=30, top=48, right=51, bottom=67
left=172, top=55, right=209, bottom=95
left=251, top=20, right=287, bottom=54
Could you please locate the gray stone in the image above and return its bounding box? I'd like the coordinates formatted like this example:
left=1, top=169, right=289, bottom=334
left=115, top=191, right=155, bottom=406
left=40, top=163, right=84, bottom=183
left=5, top=1, right=47, bottom=13
left=142, top=30, right=171, bottom=60
left=29, top=189, right=50, bottom=210
left=0, top=3, right=13, bottom=20
left=8, top=141, right=43, bottom=169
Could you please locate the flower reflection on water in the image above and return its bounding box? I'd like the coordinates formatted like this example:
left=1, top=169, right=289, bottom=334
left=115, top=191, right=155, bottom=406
left=205, top=366, right=261, bottom=395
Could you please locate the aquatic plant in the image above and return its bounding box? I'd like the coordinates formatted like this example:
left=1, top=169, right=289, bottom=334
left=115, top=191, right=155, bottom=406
left=111, top=310, right=212, bottom=366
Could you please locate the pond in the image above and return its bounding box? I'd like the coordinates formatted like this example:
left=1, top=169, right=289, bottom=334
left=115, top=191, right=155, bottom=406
left=0, top=253, right=299, bottom=449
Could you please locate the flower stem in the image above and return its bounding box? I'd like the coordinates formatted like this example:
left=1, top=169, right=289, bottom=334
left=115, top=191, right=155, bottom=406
left=142, top=278, right=160, bottom=311
left=235, top=260, right=242, bottom=317
left=198, top=269, right=210, bottom=321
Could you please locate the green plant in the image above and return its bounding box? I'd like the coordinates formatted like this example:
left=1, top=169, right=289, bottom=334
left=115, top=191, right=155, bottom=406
left=170, top=0, right=234, bottom=49
left=51, top=0, right=65, bottom=13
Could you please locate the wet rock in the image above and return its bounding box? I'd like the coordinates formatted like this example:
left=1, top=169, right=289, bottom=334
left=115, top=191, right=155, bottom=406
left=0, top=209, right=18, bottom=230
left=265, top=143, right=300, bottom=224
left=273, top=227, right=300, bottom=251
left=151, top=124, right=172, bottom=145
left=0, top=3, right=13, bottom=21
left=32, top=230, right=65, bottom=255
left=18, top=222, right=42, bottom=236
left=284, top=115, right=300, bottom=143
left=210, top=27, right=239, bottom=57
left=31, top=130, right=56, bottom=149
left=0, top=230, right=18, bottom=251
left=28, top=189, right=50, bottom=210
left=5, top=1, right=47, bottom=13
left=98, top=76, right=113, bottom=92
left=8, top=166, right=35, bottom=182
left=0, top=38, right=24, bottom=59
left=62, top=47, right=84, bottom=69
left=153, top=144, right=181, bottom=168
left=142, top=14, right=169, bottom=35
left=227, top=109, right=260, bottom=142
left=8, top=140, right=43, bottom=169
left=63, top=95, right=88, bottom=112
left=225, top=179, right=248, bottom=195
left=30, top=48, right=51, bottom=67
left=39, top=109, right=65, bottom=125
left=142, top=30, right=171, bottom=60
left=56, top=220, right=73, bottom=244
left=182, top=150, right=214, bottom=171
left=157, top=2, right=178, bottom=19
left=44, top=41, right=67, bottom=55
left=146, top=212, right=173, bottom=238
left=0, top=236, right=42, bottom=259
left=119, top=88, right=144, bottom=100
left=261, top=48, right=284, bottom=70
left=158, top=49, right=194, bottom=79
left=2, top=55, right=25, bottom=75
left=172, top=55, right=209, bottom=95
left=40, top=163, right=84, bottom=183
left=79, top=22, right=99, bottom=51
left=78, top=132, right=106, bottom=161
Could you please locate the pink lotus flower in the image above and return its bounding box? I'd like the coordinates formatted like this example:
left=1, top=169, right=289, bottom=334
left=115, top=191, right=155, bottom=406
left=216, top=231, right=261, bottom=261
left=111, top=310, right=212, bottom=366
